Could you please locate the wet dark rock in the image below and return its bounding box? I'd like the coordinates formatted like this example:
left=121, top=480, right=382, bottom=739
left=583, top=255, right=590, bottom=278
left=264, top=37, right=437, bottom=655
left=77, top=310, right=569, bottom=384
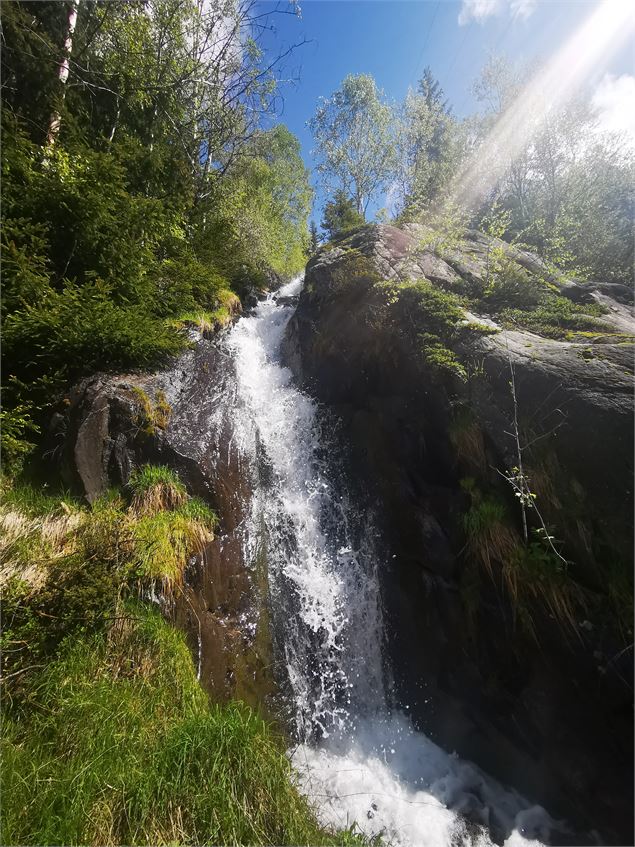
left=284, top=222, right=634, bottom=844
left=55, top=333, right=276, bottom=711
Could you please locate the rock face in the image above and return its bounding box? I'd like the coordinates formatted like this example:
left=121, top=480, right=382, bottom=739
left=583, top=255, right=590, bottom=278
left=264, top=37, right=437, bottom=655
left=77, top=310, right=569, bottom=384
left=284, top=223, right=634, bottom=844
left=52, top=331, right=275, bottom=711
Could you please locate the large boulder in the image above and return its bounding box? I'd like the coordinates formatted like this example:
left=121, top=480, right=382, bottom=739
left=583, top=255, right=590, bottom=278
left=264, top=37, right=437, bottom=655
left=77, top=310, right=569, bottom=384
left=284, top=223, right=634, bottom=844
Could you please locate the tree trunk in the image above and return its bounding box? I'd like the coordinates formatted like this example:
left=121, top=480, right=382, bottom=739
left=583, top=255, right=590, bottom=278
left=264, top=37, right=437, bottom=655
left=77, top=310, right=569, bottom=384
left=45, top=0, right=79, bottom=149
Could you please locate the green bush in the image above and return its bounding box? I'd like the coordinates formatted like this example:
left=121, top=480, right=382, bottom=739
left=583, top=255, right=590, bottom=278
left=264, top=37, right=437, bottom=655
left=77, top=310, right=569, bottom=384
left=393, top=279, right=465, bottom=337
left=152, top=255, right=231, bottom=318
left=0, top=402, right=39, bottom=474
left=384, top=279, right=486, bottom=379
left=480, top=258, right=544, bottom=312
left=3, top=280, right=187, bottom=388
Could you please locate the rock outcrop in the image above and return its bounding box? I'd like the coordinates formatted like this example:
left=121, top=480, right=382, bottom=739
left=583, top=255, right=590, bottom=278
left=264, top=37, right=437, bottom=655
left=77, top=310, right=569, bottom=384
left=50, top=329, right=276, bottom=712
left=284, top=223, right=634, bottom=844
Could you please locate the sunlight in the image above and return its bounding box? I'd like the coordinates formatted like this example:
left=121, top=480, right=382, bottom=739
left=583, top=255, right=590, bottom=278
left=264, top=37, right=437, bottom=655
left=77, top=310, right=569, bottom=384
left=450, top=0, right=635, bottom=209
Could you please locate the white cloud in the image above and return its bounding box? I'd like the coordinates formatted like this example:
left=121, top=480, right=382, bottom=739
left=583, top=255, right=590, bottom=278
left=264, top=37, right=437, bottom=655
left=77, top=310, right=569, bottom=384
left=591, top=73, right=635, bottom=145
left=510, top=0, right=537, bottom=20
left=458, top=0, right=536, bottom=25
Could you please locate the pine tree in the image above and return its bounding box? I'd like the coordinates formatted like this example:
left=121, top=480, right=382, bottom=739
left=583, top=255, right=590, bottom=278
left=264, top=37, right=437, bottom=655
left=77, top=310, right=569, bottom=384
left=309, top=220, right=320, bottom=254
left=320, top=190, right=365, bottom=240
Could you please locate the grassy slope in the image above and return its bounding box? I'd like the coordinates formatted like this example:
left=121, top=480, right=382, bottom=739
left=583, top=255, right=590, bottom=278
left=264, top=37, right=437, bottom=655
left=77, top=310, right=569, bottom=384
left=0, top=474, right=365, bottom=847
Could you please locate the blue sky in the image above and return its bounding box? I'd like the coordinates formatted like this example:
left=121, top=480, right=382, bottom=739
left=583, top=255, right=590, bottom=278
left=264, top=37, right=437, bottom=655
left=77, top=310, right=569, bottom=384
left=257, top=0, right=635, bottom=226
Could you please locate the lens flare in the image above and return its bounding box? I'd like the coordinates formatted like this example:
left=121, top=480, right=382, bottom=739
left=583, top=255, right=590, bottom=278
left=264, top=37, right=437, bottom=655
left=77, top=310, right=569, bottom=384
left=450, top=0, right=635, bottom=210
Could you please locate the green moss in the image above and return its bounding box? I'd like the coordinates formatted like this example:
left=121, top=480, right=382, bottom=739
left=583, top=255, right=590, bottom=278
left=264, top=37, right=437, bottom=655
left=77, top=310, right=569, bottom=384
left=500, top=297, right=608, bottom=339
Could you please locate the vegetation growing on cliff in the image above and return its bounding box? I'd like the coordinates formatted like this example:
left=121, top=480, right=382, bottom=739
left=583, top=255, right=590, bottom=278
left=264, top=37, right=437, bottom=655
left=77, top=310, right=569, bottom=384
left=1, top=599, right=362, bottom=846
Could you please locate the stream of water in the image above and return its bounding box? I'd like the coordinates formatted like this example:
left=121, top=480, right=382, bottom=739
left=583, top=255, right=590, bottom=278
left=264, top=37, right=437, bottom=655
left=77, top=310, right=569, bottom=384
left=222, top=276, right=554, bottom=847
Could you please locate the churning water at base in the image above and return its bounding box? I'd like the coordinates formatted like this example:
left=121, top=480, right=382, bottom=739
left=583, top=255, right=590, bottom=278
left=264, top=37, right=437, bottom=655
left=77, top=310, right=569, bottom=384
left=223, top=277, right=553, bottom=847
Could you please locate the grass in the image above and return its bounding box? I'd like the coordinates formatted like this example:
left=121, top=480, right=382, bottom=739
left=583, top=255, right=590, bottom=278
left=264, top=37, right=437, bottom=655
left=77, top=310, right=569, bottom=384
left=459, top=479, right=581, bottom=639
left=461, top=492, right=519, bottom=581
left=448, top=406, right=487, bottom=471
left=1, top=603, right=362, bottom=847
left=0, top=469, right=217, bottom=641
left=130, top=387, right=172, bottom=437
left=132, top=509, right=212, bottom=590
left=128, top=464, right=187, bottom=515
left=0, top=473, right=368, bottom=846
left=173, top=289, right=242, bottom=334
left=0, top=477, right=80, bottom=517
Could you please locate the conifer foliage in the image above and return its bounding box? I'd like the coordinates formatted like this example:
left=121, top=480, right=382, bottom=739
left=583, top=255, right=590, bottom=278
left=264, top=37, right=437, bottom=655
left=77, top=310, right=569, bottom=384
left=0, top=0, right=312, bottom=471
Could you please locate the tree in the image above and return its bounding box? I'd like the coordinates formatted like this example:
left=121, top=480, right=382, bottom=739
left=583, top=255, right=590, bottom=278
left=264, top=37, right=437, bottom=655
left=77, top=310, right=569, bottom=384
left=45, top=0, right=79, bottom=149
left=309, top=220, right=320, bottom=254
left=309, top=74, right=396, bottom=216
left=396, top=68, right=463, bottom=216
left=468, top=53, right=635, bottom=284
left=0, top=0, right=310, bottom=466
left=320, top=190, right=365, bottom=240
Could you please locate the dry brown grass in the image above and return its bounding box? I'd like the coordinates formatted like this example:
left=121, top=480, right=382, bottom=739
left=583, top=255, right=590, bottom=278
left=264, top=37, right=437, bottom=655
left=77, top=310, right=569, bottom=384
left=449, top=407, right=487, bottom=471
left=0, top=507, right=85, bottom=588
left=131, top=482, right=187, bottom=517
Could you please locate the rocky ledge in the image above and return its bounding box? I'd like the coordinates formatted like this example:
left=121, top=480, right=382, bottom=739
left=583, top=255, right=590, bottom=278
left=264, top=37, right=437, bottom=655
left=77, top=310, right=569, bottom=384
left=284, top=223, right=634, bottom=844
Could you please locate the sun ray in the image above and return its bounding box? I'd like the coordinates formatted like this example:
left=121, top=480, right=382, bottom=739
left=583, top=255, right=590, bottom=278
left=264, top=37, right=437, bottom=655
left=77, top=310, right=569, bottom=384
left=449, top=0, right=635, bottom=211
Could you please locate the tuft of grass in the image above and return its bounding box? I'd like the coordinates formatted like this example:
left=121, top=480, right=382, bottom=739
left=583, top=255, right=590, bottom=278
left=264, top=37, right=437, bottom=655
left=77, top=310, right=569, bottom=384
left=462, top=495, right=519, bottom=582
left=1, top=603, right=367, bottom=847
left=128, top=464, right=187, bottom=515
left=172, top=290, right=242, bottom=334
left=460, top=480, right=582, bottom=639
left=449, top=406, right=487, bottom=470
left=504, top=537, right=581, bottom=639
left=131, top=388, right=172, bottom=437
left=131, top=509, right=212, bottom=592
left=172, top=310, right=215, bottom=333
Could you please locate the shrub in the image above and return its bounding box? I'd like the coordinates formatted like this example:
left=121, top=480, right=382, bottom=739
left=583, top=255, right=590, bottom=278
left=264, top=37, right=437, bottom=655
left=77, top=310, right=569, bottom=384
left=3, top=281, right=187, bottom=389
left=0, top=402, right=39, bottom=475
left=480, top=257, right=544, bottom=312
left=394, top=279, right=465, bottom=337
left=385, top=280, right=491, bottom=380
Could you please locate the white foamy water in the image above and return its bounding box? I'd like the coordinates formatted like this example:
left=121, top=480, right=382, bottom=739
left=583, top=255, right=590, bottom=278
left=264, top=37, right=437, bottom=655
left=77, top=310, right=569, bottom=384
left=222, top=276, right=554, bottom=846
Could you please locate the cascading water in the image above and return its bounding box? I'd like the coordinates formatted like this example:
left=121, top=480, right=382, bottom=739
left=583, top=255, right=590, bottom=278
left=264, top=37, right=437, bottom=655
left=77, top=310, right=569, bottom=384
left=222, top=276, right=555, bottom=847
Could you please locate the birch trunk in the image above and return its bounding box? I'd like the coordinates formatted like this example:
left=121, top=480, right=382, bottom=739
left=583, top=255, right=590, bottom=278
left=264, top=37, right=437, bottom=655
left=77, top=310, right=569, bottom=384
left=46, top=0, right=79, bottom=148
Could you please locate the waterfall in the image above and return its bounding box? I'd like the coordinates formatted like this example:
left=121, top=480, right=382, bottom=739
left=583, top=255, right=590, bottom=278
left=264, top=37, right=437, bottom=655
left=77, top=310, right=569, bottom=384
left=221, top=276, right=555, bottom=847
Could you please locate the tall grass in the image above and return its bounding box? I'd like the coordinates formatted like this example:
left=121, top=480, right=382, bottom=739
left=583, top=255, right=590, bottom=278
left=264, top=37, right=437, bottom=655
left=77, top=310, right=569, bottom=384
left=1, top=604, right=364, bottom=846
